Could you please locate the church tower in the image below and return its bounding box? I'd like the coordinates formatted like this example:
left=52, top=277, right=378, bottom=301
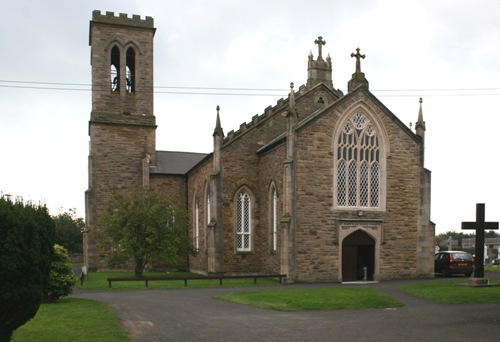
left=84, top=11, right=157, bottom=269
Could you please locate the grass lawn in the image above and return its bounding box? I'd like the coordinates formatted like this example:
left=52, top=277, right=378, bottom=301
left=485, top=266, right=500, bottom=272
left=11, top=298, right=131, bottom=342
left=216, top=288, right=403, bottom=311
left=399, top=279, right=500, bottom=304
left=77, top=271, right=280, bottom=290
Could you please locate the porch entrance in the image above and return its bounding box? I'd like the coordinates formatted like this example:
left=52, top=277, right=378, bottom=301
left=342, top=230, right=375, bottom=282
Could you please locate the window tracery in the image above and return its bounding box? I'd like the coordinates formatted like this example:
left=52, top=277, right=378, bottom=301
left=337, top=112, right=380, bottom=208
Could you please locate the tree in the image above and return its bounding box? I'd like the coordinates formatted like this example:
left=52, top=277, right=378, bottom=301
left=44, top=244, right=77, bottom=303
left=53, top=208, right=84, bottom=254
left=100, top=190, right=195, bottom=277
left=0, top=196, right=55, bottom=342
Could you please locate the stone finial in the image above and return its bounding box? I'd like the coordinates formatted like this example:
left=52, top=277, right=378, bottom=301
left=289, top=82, right=296, bottom=110
left=213, top=105, right=224, bottom=137
left=347, top=47, right=369, bottom=92
left=350, top=47, right=365, bottom=73
left=415, top=97, right=426, bottom=133
left=314, top=36, right=326, bottom=60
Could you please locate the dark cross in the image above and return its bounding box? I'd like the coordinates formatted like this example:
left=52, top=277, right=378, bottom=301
left=314, top=36, right=326, bottom=60
left=350, top=47, right=365, bottom=73
left=462, top=203, right=499, bottom=278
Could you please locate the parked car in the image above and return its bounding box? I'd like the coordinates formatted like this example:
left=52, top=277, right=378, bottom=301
left=434, top=251, right=473, bottom=277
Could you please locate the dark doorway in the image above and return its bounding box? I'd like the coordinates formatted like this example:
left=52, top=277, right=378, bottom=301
left=342, top=230, right=375, bottom=282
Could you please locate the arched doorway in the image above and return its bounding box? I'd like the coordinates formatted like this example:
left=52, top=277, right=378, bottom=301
left=342, top=230, right=375, bottom=282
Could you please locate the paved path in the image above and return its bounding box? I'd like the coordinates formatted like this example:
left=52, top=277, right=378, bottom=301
left=72, top=273, right=500, bottom=341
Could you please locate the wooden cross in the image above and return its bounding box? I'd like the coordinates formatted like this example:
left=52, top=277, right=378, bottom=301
left=462, top=203, right=499, bottom=278
left=350, top=47, right=365, bottom=73
left=314, top=36, right=326, bottom=59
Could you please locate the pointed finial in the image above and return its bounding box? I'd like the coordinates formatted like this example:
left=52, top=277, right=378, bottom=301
left=214, top=105, right=223, bottom=137
left=415, top=97, right=426, bottom=133
left=417, top=98, right=424, bottom=123
left=289, top=82, right=296, bottom=111
left=308, top=50, right=313, bottom=61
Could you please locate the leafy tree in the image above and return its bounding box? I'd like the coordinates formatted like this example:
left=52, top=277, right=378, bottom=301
left=53, top=208, right=84, bottom=254
left=100, top=190, right=195, bottom=277
left=44, top=244, right=77, bottom=303
left=0, top=196, right=55, bottom=342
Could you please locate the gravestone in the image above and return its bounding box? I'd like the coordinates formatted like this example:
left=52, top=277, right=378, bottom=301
left=462, top=203, right=498, bottom=283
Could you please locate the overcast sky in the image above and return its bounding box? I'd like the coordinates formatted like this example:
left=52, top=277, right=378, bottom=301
left=1, top=0, right=499, bottom=235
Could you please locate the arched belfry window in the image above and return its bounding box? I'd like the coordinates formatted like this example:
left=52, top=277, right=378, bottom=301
left=236, top=191, right=252, bottom=252
left=110, top=46, right=120, bottom=92
left=126, top=47, right=135, bottom=93
left=337, top=112, right=380, bottom=208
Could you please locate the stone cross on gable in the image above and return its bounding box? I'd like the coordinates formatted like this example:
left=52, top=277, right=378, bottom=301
left=350, top=47, right=365, bottom=73
left=462, top=203, right=499, bottom=278
left=314, top=36, right=326, bottom=60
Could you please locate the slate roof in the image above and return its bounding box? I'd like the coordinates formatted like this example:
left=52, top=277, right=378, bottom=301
left=150, top=151, right=209, bottom=175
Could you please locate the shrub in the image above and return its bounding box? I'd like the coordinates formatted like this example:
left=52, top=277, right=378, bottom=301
left=0, top=196, right=55, bottom=342
left=44, top=244, right=77, bottom=303
left=53, top=208, right=84, bottom=254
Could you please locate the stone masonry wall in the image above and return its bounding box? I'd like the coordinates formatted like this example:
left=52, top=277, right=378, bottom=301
left=86, top=122, right=155, bottom=269
left=90, top=11, right=155, bottom=117
left=186, top=156, right=213, bottom=273
left=294, top=91, right=423, bottom=281
left=86, top=11, right=157, bottom=270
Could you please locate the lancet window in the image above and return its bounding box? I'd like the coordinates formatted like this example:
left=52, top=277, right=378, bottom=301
left=194, top=199, right=199, bottom=250
left=236, top=191, right=252, bottom=252
left=270, top=184, right=278, bottom=251
left=126, top=47, right=135, bottom=93
left=110, top=46, right=120, bottom=92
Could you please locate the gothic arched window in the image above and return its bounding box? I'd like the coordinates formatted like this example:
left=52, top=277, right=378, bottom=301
left=194, top=199, right=199, bottom=250
left=126, top=47, right=135, bottom=93
left=269, top=184, right=278, bottom=252
left=206, top=188, right=211, bottom=225
left=236, top=191, right=252, bottom=252
left=337, top=112, right=380, bottom=208
left=110, top=46, right=120, bottom=92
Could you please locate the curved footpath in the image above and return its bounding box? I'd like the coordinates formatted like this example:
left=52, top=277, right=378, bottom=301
left=72, top=273, right=500, bottom=342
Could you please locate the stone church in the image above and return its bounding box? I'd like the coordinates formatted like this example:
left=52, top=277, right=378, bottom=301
left=84, top=10, right=435, bottom=282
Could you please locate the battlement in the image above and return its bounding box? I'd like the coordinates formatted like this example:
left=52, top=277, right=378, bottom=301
left=92, top=10, right=154, bottom=28
left=224, top=97, right=287, bottom=142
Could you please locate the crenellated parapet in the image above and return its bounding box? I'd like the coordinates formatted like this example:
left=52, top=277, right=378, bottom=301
left=223, top=96, right=288, bottom=144
left=92, top=10, right=154, bottom=28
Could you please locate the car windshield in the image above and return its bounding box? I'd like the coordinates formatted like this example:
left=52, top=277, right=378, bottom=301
left=451, top=253, right=471, bottom=261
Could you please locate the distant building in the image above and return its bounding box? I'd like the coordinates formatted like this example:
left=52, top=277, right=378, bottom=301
left=463, top=237, right=500, bottom=252
left=84, top=10, right=435, bottom=282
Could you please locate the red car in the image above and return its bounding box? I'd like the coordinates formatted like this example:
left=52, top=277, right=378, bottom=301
left=434, top=251, right=474, bottom=277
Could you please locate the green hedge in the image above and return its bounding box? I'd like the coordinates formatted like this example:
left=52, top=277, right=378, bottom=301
left=0, top=196, right=55, bottom=342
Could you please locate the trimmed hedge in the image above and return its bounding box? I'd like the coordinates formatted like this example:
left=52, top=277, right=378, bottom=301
left=0, top=197, right=55, bottom=342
